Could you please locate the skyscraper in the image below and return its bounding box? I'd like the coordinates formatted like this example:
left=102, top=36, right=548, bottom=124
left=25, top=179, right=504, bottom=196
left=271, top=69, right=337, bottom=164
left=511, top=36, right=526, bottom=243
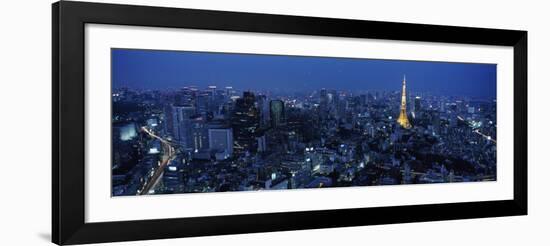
left=414, top=96, right=422, bottom=113
left=163, top=104, right=174, bottom=136
left=232, top=91, right=260, bottom=153
left=172, top=105, right=196, bottom=148
left=257, top=95, right=271, bottom=128
left=319, top=88, right=328, bottom=119
left=190, top=116, right=209, bottom=151
left=208, top=128, right=234, bottom=158
left=397, top=75, right=412, bottom=129
left=195, top=92, right=210, bottom=116
left=270, top=99, right=285, bottom=128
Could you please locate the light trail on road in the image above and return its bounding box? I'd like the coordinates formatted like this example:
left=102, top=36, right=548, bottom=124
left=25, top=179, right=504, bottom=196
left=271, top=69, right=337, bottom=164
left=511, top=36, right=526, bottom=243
left=457, top=116, right=496, bottom=144
left=139, top=127, right=176, bottom=195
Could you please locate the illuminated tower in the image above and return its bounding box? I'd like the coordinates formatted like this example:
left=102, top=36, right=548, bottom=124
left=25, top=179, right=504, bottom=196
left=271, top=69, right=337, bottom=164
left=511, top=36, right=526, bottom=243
left=397, top=75, right=412, bottom=129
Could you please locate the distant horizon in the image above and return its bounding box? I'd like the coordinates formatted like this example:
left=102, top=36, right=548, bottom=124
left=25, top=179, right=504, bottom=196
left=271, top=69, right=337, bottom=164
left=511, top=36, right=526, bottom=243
left=112, top=48, right=497, bottom=99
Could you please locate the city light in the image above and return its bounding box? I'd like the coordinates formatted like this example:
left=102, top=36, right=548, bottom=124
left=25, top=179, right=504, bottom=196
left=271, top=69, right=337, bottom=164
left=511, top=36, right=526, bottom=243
left=111, top=50, right=497, bottom=196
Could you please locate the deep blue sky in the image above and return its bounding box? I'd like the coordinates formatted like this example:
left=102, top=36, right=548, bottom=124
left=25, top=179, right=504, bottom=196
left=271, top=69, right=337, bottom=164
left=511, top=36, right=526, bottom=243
left=112, top=49, right=496, bottom=98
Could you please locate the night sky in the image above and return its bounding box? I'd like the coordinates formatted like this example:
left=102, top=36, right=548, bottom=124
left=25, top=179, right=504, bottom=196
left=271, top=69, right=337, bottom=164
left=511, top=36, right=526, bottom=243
left=112, top=48, right=496, bottom=99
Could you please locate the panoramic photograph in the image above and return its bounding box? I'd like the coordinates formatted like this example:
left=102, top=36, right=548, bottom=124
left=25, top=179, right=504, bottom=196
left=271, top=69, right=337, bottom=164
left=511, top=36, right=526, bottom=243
left=111, top=48, right=497, bottom=196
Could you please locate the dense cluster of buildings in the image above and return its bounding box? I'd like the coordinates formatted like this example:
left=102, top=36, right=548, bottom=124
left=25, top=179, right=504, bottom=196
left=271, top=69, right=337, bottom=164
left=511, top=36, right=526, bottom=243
left=111, top=79, right=497, bottom=196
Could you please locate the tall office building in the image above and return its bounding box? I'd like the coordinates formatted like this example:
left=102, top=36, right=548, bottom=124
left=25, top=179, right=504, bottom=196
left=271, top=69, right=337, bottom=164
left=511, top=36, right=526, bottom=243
left=256, top=135, right=267, bottom=152
left=319, top=88, right=328, bottom=119
left=432, top=112, right=441, bottom=135
left=232, top=91, right=260, bottom=153
left=360, top=94, right=368, bottom=106
left=257, top=95, right=271, bottom=128
left=414, top=96, right=422, bottom=113
left=336, top=94, right=347, bottom=119
left=195, top=92, right=211, bottom=117
left=270, top=99, right=285, bottom=128
left=172, top=105, right=196, bottom=148
left=190, top=116, right=209, bottom=151
left=439, top=101, right=446, bottom=112
left=163, top=159, right=184, bottom=193
left=209, top=128, right=234, bottom=156
left=163, top=104, right=175, bottom=136
left=174, top=87, right=196, bottom=106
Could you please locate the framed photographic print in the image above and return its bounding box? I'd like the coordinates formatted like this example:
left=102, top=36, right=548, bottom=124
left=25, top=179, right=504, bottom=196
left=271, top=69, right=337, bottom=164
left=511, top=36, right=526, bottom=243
left=52, top=1, right=527, bottom=245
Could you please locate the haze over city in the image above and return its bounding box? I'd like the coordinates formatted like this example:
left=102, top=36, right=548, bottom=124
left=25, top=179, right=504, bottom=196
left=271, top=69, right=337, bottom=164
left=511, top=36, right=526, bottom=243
left=111, top=48, right=497, bottom=196
left=112, top=49, right=496, bottom=99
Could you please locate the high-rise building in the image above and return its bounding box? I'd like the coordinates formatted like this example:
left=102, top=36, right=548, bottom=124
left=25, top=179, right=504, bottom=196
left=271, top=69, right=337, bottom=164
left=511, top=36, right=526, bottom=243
left=172, top=105, right=196, bottom=148
left=360, top=94, right=368, bottom=106
left=195, top=92, right=212, bottom=117
left=336, top=93, right=348, bottom=119
left=319, top=88, right=328, bottom=119
left=173, top=105, right=196, bottom=122
left=190, top=116, right=208, bottom=151
left=328, top=90, right=338, bottom=118
left=397, top=75, right=412, bottom=129
left=232, top=91, right=260, bottom=153
left=208, top=128, right=234, bottom=157
left=174, top=87, right=196, bottom=106
left=114, top=122, right=137, bottom=141
left=163, top=159, right=184, bottom=193
left=432, top=112, right=441, bottom=135
left=163, top=104, right=174, bottom=136
left=212, top=89, right=226, bottom=116
left=256, top=135, right=267, bottom=152
left=414, top=96, right=422, bottom=113
left=257, top=95, right=271, bottom=128
left=270, top=99, right=285, bottom=128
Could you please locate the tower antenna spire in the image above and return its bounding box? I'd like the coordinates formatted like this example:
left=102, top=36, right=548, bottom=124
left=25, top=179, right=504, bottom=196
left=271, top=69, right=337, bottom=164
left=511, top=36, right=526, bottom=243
left=397, top=75, right=412, bottom=129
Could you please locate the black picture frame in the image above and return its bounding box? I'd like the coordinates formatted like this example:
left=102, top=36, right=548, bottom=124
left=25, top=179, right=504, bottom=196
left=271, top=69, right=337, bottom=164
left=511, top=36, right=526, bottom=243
left=52, top=1, right=527, bottom=245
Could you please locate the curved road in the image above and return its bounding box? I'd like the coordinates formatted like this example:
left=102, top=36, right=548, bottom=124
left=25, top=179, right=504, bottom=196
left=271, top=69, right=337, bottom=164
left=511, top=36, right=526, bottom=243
left=139, top=127, right=175, bottom=195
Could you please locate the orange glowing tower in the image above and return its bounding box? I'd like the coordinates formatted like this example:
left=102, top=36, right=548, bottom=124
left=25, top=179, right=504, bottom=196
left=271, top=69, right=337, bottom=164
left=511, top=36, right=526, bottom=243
left=397, top=75, right=412, bottom=129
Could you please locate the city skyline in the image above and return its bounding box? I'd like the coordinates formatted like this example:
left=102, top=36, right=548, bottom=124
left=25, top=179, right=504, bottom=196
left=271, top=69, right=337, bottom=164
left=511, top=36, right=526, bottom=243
left=112, top=49, right=497, bottom=99
left=111, top=48, right=497, bottom=196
